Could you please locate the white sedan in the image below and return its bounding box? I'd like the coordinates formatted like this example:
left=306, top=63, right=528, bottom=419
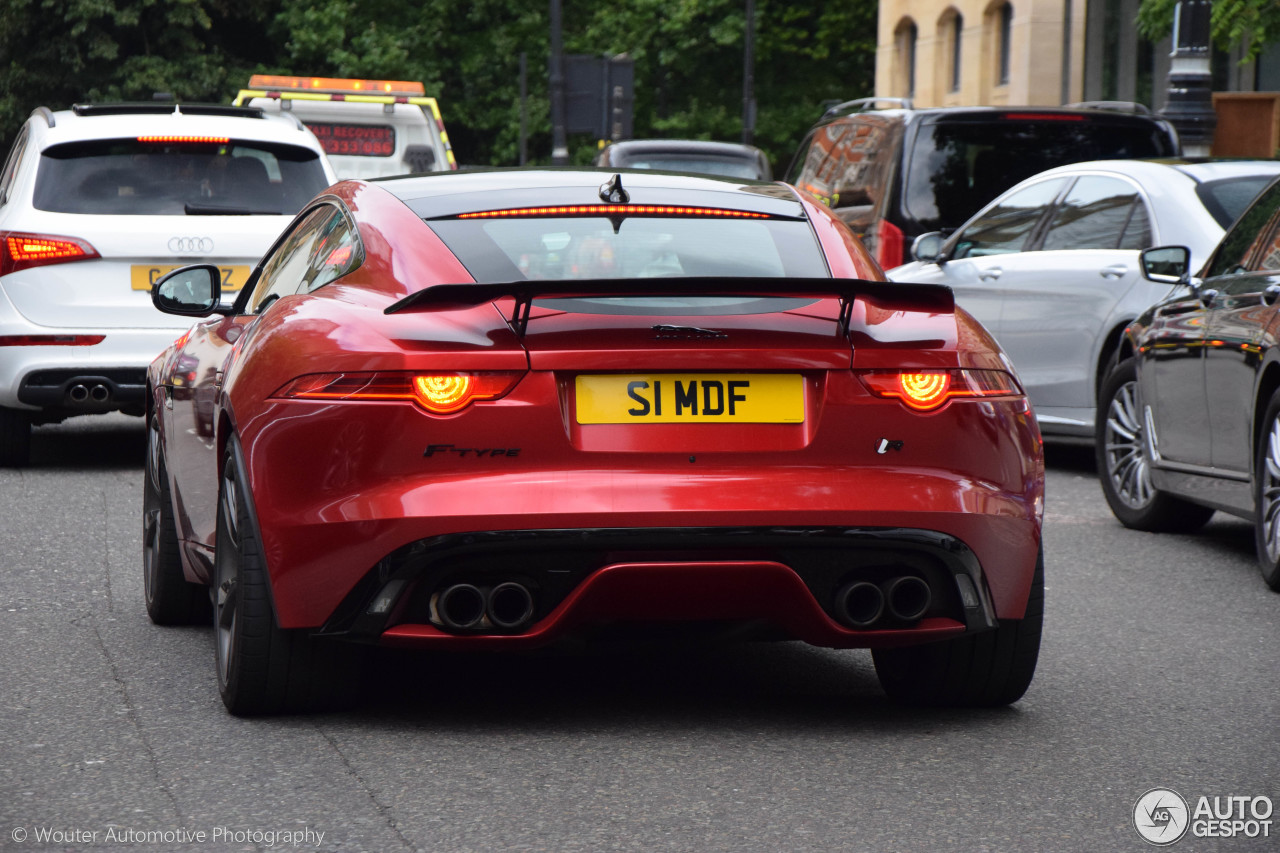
left=888, top=159, right=1280, bottom=439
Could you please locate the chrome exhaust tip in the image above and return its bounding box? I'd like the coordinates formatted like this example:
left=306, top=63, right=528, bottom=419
left=487, top=582, right=535, bottom=630
left=884, top=576, right=931, bottom=622
left=436, top=583, right=486, bottom=631
left=833, top=581, right=885, bottom=628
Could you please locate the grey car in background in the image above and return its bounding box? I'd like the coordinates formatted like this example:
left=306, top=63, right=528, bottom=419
left=888, top=159, right=1280, bottom=440
left=595, top=139, right=771, bottom=181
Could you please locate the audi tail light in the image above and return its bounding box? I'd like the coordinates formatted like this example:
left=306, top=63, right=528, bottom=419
left=274, top=371, right=524, bottom=414
left=1, top=232, right=100, bottom=276
left=858, top=369, right=1022, bottom=411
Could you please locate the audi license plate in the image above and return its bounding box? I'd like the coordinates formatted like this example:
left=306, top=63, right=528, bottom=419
left=131, top=265, right=251, bottom=293
left=575, top=374, right=804, bottom=424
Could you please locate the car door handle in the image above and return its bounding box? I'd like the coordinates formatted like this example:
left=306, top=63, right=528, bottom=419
left=978, top=266, right=1003, bottom=281
left=1099, top=264, right=1128, bottom=280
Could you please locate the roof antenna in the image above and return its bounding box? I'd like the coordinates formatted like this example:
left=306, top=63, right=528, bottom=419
left=598, top=173, right=629, bottom=204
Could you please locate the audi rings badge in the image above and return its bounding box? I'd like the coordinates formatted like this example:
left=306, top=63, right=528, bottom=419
left=168, top=236, right=214, bottom=254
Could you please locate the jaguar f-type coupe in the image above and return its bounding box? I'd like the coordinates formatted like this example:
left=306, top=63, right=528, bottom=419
left=144, top=168, right=1045, bottom=714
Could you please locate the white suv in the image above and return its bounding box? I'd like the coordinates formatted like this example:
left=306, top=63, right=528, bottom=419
left=0, top=102, right=336, bottom=465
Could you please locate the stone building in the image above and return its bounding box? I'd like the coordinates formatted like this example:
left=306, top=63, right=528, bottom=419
left=875, top=0, right=1280, bottom=110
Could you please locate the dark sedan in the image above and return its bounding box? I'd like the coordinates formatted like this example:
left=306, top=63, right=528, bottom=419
left=1097, top=174, right=1280, bottom=590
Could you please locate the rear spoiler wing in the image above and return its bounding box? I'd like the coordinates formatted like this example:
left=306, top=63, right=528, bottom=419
left=384, top=277, right=954, bottom=336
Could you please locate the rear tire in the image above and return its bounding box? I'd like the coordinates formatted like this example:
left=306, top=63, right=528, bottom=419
left=214, top=438, right=361, bottom=715
left=1096, top=358, right=1215, bottom=532
left=0, top=406, right=31, bottom=467
left=143, top=415, right=209, bottom=625
left=1252, top=392, right=1280, bottom=592
left=872, top=546, right=1044, bottom=707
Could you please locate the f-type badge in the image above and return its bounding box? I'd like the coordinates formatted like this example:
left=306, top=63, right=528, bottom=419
left=877, top=438, right=904, bottom=454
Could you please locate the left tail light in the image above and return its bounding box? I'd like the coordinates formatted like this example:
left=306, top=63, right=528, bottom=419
left=275, top=371, right=524, bottom=414
left=858, top=369, right=1022, bottom=411
left=1, top=231, right=100, bottom=276
left=875, top=218, right=905, bottom=269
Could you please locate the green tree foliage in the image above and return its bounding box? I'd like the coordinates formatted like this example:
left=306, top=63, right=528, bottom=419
left=0, top=0, right=877, bottom=171
left=0, top=0, right=276, bottom=147
left=1138, top=0, right=1279, bottom=62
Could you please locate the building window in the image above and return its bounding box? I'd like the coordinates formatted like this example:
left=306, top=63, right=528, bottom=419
left=896, top=20, right=918, bottom=98
left=998, top=3, right=1013, bottom=85
left=952, top=14, right=965, bottom=92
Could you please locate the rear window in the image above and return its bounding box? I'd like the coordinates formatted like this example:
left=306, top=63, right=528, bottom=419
left=904, top=117, right=1176, bottom=231
left=34, top=139, right=330, bottom=215
left=1196, top=176, right=1280, bottom=229
left=426, top=213, right=829, bottom=282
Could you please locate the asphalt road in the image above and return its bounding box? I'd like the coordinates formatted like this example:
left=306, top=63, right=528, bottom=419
left=1, top=414, right=1277, bottom=852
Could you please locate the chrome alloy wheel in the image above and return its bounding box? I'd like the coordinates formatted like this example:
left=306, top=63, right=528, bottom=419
left=1103, top=378, right=1155, bottom=510
left=1259, top=414, right=1280, bottom=565
left=214, top=471, right=240, bottom=687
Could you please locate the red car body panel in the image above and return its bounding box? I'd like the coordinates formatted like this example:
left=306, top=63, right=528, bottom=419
left=149, top=170, right=1043, bottom=655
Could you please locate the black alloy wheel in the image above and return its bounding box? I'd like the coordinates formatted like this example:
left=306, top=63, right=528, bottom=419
left=214, top=438, right=362, bottom=715
left=1253, top=391, right=1280, bottom=591
left=1096, top=358, right=1214, bottom=532
left=872, top=545, right=1045, bottom=707
left=0, top=405, right=32, bottom=467
left=143, top=415, right=208, bottom=624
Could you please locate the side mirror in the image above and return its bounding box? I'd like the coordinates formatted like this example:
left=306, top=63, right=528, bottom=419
left=911, top=232, right=947, bottom=264
left=152, top=264, right=223, bottom=316
left=1140, top=245, right=1193, bottom=285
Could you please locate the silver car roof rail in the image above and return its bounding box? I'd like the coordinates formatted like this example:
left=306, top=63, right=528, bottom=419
left=1064, top=100, right=1152, bottom=114
left=822, top=97, right=914, bottom=118
left=31, top=107, right=56, bottom=128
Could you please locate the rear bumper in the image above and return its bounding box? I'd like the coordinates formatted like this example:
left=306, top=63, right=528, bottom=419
left=319, top=526, right=1005, bottom=651
left=0, top=325, right=186, bottom=414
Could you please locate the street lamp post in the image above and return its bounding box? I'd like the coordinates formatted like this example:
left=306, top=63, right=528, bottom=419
left=549, top=0, right=570, bottom=165
left=742, top=0, right=756, bottom=146
left=1162, top=0, right=1216, bottom=157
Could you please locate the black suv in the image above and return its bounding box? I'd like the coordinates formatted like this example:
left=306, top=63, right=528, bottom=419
left=784, top=99, right=1181, bottom=269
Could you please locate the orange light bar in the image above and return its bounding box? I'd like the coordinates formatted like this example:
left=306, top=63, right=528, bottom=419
left=858, top=370, right=1021, bottom=411
left=137, top=136, right=230, bottom=144
left=248, top=74, right=425, bottom=96
left=275, top=371, right=523, bottom=414
left=457, top=205, right=770, bottom=220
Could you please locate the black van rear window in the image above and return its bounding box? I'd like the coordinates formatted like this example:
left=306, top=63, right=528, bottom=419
left=904, top=116, right=1176, bottom=231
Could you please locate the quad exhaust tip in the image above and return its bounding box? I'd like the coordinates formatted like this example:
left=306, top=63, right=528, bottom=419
left=833, top=575, right=932, bottom=628
left=435, top=581, right=536, bottom=633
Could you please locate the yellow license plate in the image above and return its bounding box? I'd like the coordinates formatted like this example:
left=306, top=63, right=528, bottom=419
left=131, top=264, right=251, bottom=292
left=575, top=374, right=804, bottom=424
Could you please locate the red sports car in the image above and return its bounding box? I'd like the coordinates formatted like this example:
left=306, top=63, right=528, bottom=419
left=143, top=169, right=1045, bottom=714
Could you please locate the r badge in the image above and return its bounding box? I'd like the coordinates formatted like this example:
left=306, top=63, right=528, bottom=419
left=877, top=438, right=904, bottom=454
